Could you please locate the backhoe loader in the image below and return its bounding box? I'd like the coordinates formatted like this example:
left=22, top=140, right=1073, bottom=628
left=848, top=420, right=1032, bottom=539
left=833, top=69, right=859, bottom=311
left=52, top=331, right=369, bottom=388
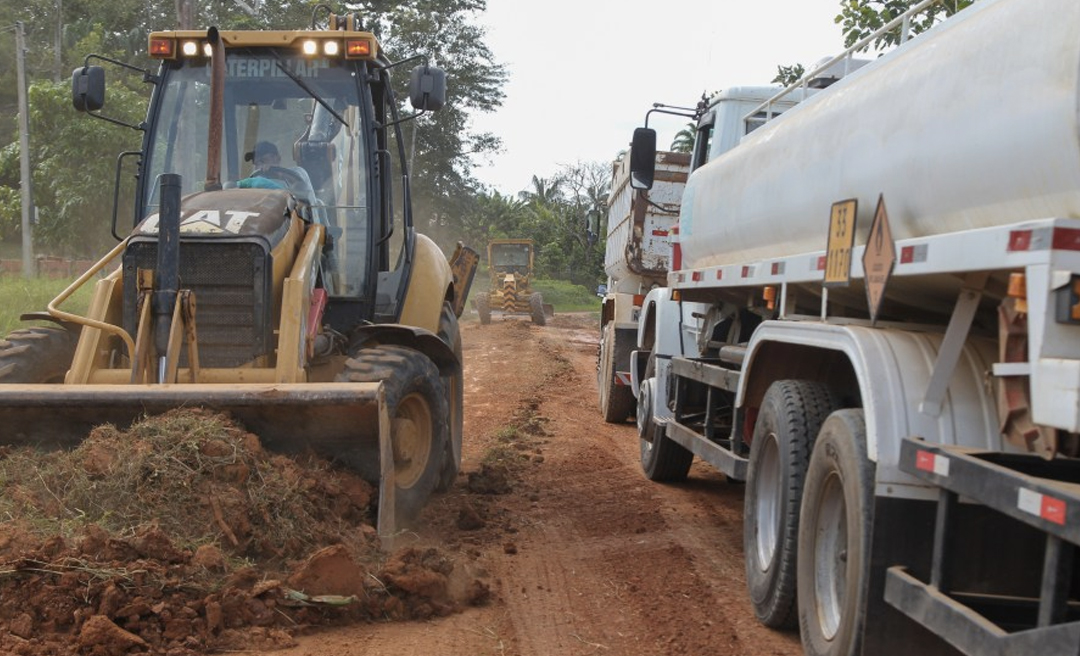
left=0, top=11, right=477, bottom=533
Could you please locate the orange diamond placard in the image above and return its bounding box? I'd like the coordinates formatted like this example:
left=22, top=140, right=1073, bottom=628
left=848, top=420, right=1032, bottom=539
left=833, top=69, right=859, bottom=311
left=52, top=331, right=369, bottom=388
left=862, top=195, right=895, bottom=324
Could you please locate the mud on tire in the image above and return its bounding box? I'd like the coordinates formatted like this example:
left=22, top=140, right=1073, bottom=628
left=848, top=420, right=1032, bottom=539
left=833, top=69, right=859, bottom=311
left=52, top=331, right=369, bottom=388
left=529, top=292, right=546, bottom=326
left=0, top=326, right=78, bottom=383
left=337, top=345, right=449, bottom=522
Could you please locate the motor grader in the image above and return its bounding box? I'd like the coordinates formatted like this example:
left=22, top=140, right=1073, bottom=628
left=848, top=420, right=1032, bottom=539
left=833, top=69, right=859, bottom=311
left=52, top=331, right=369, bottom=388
left=0, top=11, right=477, bottom=532
left=475, top=239, right=551, bottom=326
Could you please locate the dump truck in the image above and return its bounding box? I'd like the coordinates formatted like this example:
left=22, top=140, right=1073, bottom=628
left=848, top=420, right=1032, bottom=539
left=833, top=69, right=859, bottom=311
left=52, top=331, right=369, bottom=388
left=476, top=238, right=551, bottom=325
left=0, top=11, right=477, bottom=532
left=597, top=149, right=689, bottom=423
left=629, top=0, right=1080, bottom=654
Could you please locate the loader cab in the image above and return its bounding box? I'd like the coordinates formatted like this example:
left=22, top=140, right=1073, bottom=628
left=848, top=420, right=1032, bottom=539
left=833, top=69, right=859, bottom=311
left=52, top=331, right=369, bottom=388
left=77, top=27, right=445, bottom=333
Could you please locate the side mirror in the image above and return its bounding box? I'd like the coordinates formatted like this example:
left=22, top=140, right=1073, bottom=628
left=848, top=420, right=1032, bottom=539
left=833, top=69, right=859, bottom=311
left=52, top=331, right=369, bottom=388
left=629, top=127, right=656, bottom=190
left=409, top=65, right=447, bottom=112
left=72, top=66, right=106, bottom=112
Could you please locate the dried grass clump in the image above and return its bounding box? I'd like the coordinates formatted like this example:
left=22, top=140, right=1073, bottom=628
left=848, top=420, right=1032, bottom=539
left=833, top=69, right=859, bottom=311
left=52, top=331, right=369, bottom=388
left=0, top=408, right=375, bottom=562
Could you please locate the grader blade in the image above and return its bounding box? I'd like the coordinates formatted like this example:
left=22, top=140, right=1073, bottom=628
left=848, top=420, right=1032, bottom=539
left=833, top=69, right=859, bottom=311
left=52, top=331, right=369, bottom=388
left=0, top=382, right=398, bottom=539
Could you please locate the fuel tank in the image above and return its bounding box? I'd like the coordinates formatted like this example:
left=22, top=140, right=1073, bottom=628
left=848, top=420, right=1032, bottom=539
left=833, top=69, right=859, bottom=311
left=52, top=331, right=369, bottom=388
left=679, top=0, right=1080, bottom=271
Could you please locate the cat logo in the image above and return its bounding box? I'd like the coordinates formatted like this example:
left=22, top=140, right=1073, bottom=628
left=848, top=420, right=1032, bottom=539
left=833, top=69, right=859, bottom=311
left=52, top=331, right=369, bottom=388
left=140, top=210, right=260, bottom=235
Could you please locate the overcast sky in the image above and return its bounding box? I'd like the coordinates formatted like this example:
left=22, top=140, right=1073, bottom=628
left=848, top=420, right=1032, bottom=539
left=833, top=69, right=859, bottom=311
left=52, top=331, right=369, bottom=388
left=468, top=0, right=848, bottom=196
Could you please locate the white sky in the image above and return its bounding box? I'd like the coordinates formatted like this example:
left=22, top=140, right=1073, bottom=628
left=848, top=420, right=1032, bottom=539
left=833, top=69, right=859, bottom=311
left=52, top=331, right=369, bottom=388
left=469, top=0, right=848, bottom=196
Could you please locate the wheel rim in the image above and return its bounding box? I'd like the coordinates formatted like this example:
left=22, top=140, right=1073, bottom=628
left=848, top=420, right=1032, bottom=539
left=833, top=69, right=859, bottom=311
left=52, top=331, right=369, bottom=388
left=813, top=472, right=848, bottom=640
left=637, top=378, right=655, bottom=446
left=753, top=433, right=782, bottom=573
left=392, top=392, right=434, bottom=489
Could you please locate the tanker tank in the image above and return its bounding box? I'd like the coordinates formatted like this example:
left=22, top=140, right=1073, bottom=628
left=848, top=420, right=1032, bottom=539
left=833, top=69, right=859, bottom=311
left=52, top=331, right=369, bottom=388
left=678, top=0, right=1080, bottom=273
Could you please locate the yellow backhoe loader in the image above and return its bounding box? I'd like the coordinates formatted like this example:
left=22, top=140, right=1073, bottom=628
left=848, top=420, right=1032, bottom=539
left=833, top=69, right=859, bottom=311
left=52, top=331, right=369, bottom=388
left=0, top=11, right=477, bottom=534
left=476, top=239, right=552, bottom=326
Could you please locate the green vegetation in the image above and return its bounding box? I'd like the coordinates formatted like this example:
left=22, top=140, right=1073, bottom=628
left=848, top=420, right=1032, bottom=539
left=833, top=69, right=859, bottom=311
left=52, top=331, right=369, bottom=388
left=0, top=275, right=91, bottom=337
left=531, top=279, right=601, bottom=313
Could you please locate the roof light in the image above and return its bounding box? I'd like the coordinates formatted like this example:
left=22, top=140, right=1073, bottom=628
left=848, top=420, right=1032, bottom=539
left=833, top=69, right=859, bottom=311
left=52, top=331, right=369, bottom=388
left=149, top=37, right=175, bottom=58
left=302, top=39, right=318, bottom=55
left=202, top=42, right=213, bottom=57
left=181, top=40, right=199, bottom=57
left=345, top=38, right=372, bottom=58
left=323, top=40, right=340, bottom=56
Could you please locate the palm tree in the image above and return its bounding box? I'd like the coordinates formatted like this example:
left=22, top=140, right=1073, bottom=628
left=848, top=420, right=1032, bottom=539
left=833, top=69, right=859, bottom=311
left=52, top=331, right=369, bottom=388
left=670, top=123, right=695, bottom=153
left=518, top=175, right=563, bottom=207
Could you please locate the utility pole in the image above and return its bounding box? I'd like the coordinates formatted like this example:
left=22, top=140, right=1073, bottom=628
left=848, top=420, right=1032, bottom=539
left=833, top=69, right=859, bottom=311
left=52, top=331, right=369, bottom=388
left=15, top=21, right=35, bottom=278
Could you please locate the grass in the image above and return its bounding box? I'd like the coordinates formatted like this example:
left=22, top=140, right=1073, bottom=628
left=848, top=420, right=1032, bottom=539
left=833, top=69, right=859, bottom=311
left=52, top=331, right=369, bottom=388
left=0, top=275, right=93, bottom=337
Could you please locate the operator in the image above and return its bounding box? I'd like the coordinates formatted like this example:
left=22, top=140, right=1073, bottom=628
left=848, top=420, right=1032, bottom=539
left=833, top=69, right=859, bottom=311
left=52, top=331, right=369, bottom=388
left=240, top=141, right=317, bottom=205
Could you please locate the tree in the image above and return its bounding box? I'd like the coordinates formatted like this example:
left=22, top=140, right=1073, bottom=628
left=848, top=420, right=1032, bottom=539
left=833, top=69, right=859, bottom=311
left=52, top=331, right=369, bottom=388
left=772, top=63, right=805, bottom=87
left=835, top=0, right=973, bottom=50
left=670, top=124, right=694, bottom=153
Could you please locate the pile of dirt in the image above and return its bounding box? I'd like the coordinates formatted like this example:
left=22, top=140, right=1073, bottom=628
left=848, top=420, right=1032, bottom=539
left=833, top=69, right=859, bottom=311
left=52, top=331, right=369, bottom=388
left=0, top=409, right=488, bottom=656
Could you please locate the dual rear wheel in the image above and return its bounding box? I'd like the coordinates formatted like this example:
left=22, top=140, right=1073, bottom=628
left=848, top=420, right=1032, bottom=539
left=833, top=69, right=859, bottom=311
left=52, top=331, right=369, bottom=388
left=743, top=380, right=873, bottom=656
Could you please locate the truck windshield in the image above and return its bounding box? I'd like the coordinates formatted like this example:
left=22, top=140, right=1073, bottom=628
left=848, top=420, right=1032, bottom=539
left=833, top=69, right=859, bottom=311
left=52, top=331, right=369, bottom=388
left=142, top=53, right=371, bottom=296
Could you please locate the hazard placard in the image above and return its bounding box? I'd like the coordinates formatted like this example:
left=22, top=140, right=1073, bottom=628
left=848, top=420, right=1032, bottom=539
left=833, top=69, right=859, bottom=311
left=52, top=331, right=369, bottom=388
left=862, top=195, right=896, bottom=324
left=824, top=199, right=858, bottom=287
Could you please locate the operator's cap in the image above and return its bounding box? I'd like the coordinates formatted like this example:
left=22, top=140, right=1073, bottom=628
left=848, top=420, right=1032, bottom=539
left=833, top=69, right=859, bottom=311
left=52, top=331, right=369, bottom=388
left=244, top=140, right=279, bottom=163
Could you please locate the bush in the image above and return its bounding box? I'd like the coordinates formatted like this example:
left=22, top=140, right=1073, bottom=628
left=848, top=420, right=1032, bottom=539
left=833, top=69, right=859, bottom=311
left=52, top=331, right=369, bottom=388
left=531, top=278, right=601, bottom=312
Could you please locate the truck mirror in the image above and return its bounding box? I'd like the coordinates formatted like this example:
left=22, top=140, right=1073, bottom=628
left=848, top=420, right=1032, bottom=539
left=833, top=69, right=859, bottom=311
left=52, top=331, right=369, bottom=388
left=629, top=127, right=657, bottom=190
left=72, top=66, right=106, bottom=112
left=409, top=65, right=446, bottom=112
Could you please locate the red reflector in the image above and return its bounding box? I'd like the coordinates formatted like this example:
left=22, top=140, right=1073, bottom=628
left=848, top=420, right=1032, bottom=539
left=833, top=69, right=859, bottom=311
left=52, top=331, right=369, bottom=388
left=915, top=451, right=935, bottom=472
left=672, top=242, right=682, bottom=270
left=816, top=255, right=826, bottom=271
left=901, top=246, right=914, bottom=263
left=1042, top=495, right=1067, bottom=525
left=1053, top=228, right=1080, bottom=251
left=346, top=39, right=371, bottom=56
left=652, top=229, right=669, bottom=237
left=716, top=270, right=724, bottom=280
left=149, top=38, right=175, bottom=57
left=1008, top=230, right=1033, bottom=252
left=691, top=271, right=703, bottom=282
left=742, top=266, right=752, bottom=278
left=632, top=294, right=645, bottom=307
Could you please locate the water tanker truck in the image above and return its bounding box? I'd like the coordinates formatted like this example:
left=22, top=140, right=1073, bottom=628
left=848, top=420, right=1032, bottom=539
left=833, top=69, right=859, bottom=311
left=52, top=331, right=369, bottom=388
left=629, top=0, right=1080, bottom=654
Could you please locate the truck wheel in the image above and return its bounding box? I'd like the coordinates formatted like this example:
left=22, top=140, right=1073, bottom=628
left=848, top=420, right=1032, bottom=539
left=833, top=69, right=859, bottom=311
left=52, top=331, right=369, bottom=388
left=637, top=353, right=692, bottom=481
left=0, top=326, right=77, bottom=383
left=529, top=292, right=546, bottom=326
left=798, top=409, right=873, bottom=656
left=436, top=301, right=463, bottom=492
left=477, top=294, right=492, bottom=325
left=745, top=380, right=837, bottom=629
left=598, top=322, right=634, bottom=423
left=337, top=345, right=448, bottom=522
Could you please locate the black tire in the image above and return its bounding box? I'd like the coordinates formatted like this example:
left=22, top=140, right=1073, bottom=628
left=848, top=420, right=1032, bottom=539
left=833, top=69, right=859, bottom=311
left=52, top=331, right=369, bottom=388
left=477, top=294, right=491, bottom=325
left=529, top=292, right=546, bottom=326
left=745, top=380, right=838, bottom=629
left=436, top=302, right=463, bottom=492
left=798, top=409, right=874, bottom=656
left=0, top=326, right=77, bottom=383
left=336, top=345, right=448, bottom=522
left=598, top=322, right=635, bottom=423
left=637, top=352, right=693, bottom=481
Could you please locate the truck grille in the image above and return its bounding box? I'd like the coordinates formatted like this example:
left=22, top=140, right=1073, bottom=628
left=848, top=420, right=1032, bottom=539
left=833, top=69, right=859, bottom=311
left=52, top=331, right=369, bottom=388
left=122, top=241, right=273, bottom=368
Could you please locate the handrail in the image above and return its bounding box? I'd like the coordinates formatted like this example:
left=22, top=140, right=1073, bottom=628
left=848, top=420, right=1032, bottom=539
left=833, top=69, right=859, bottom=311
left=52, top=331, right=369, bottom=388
left=743, top=0, right=955, bottom=125
left=47, top=238, right=136, bottom=359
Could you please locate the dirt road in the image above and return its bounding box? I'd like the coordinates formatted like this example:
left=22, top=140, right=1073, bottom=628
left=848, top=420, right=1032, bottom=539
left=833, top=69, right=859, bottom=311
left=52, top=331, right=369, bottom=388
left=264, top=313, right=802, bottom=656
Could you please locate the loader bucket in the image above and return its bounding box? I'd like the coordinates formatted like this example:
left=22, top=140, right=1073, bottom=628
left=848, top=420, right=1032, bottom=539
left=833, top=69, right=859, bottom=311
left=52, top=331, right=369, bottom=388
left=0, top=382, right=400, bottom=540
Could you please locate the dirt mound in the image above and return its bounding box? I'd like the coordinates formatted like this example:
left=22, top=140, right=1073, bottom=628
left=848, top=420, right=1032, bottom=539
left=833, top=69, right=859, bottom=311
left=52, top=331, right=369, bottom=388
left=0, top=409, right=487, bottom=655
